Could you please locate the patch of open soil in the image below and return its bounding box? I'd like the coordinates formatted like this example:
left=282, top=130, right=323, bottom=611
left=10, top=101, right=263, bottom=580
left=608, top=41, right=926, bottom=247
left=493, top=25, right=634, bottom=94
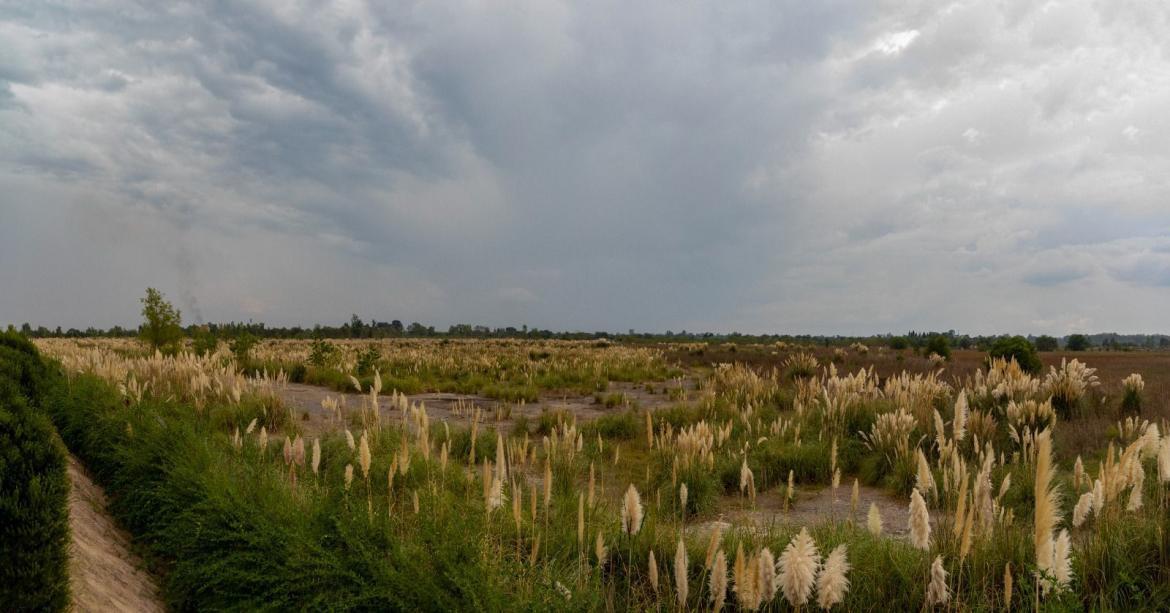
left=67, top=454, right=163, bottom=613
left=278, top=379, right=691, bottom=436
left=691, top=483, right=929, bottom=542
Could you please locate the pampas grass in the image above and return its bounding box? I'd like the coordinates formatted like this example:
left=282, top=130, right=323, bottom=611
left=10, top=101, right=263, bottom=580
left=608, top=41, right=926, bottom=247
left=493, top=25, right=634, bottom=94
left=867, top=503, right=883, bottom=537
left=927, top=555, right=949, bottom=606
left=909, top=488, right=931, bottom=550
left=816, top=544, right=849, bottom=610
left=1033, top=429, right=1059, bottom=593
left=778, top=527, right=820, bottom=607
left=621, top=484, right=643, bottom=535
left=648, top=550, right=659, bottom=595
left=710, top=549, right=727, bottom=612
left=674, top=538, right=688, bottom=607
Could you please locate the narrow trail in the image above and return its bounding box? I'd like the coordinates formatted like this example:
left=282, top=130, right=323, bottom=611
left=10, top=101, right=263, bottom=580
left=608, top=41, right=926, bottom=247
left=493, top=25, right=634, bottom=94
left=67, top=454, right=164, bottom=613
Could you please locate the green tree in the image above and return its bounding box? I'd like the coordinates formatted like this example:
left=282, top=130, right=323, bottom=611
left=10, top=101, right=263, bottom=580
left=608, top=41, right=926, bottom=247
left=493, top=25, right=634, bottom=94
left=1066, top=334, right=1090, bottom=352
left=1034, top=335, right=1059, bottom=352
left=923, top=334, right=951, bottom=360
left=988, top=336, right=1042, bottom=374
left=139, top=288, right=183, bottom=353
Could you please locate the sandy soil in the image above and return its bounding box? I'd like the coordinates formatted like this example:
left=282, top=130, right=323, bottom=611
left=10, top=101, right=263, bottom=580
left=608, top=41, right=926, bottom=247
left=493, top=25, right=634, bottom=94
left=67, top=455, right=163, bottom=613
left=278, top=379, right=689, bottom=436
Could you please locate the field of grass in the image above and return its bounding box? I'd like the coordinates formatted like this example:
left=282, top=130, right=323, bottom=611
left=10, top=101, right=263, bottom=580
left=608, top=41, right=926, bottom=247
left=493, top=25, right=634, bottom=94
left=25, top=337, right=1170, bottom=610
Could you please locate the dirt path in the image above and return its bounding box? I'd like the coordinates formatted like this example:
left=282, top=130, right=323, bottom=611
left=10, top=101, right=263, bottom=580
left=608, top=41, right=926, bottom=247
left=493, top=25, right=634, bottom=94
left=278, top=379, right=689, bottom=436
left=67, top=455, right=163, bottom=613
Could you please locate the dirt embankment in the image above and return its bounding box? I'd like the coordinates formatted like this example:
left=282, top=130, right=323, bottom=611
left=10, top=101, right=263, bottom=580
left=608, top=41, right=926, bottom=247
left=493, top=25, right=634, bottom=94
left=67, top=455, right=163, bottom=613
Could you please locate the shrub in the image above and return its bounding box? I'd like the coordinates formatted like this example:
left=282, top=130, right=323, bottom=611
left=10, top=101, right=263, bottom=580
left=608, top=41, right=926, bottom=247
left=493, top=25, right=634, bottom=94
left=355, top=345, right=382, bottom=376
left=889, top=336, right=909, bottom=350
left=139, top=287, right=183, bottom=353
left=229, top=332, right=259, bottom=364
left=1034, top=335, right=1059, bottom=352
left=923, top=334, right=951, bottom=360
left=1066, top=334, right=1090, bottom=352
left=0, top=343, right=70, bottom=612
left=988, top=336, right=1042, bottom=375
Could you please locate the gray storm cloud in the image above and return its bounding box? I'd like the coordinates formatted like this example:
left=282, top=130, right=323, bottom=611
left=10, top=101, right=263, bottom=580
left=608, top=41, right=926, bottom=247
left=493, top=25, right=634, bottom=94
left=2, top=1, right=1170, bottom=335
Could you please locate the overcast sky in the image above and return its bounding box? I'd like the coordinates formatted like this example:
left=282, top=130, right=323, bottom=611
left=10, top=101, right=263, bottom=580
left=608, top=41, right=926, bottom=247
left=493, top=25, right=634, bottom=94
left=3, top=1, right=1170, bottom=335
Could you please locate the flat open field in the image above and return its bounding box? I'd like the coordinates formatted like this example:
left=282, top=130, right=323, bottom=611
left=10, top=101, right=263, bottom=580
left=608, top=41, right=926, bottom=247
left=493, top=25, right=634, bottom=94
left=28, top=337, right=1170, bottom=610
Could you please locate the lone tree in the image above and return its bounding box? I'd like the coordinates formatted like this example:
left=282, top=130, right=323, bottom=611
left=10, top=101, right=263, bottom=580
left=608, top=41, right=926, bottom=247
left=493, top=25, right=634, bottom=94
left=1066, top=334, right=1090, bottom=352
left=139, top=288, right=183, bottom=353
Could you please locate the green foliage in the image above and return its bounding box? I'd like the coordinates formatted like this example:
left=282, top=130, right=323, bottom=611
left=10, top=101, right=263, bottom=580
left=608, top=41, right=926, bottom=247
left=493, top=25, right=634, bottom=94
left=191, top=327, right=219, bottom=356
left=1034, top=335, right=1059, bottom=352
left=308, top=340, right=341, bottom=368
left=139, top=287, right=183, bottom=353
left=0, top=338, right=70, bottom=612
left=229, top=332, right=259, bottom=364
left=355, top=345, right=382, bottom=376
left=581, top=410, right=638, bottom=440
left=889, top=336, right=909, bottom=350
left=923, top=334, right=951, bottom=360
left=988, top=335, right=1043, bottom=375
left=1066, top=334, right=1090, bottom=352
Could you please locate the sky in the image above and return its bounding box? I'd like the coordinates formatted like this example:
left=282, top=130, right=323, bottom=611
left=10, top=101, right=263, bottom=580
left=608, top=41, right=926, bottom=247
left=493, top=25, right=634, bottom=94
left=3, top=1, right=1170, bottom=336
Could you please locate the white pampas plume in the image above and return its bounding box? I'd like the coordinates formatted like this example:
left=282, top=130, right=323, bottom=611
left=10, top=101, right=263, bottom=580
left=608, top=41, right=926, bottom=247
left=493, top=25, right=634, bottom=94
left=953, top=390, right=968, bottom=442
left=867, top=503, right=883, bottom=537
left=674, top=538, right=689, bottom=606
left=259, top=426, right=268, bottom=451
left=916, top=449, right=935, bottom=496
left=1072, top=492, right=1093, bottom=528
left=1092, top=478, right=1104, bottom=515
left=816, top=544, right=850, bottom=610
left=1033, top=430, right=1060, bottom=593
left=757, top=547, right=777, bottom=600
left=311, top=438, right=321, bottom=476
left=648, top=550, right=659, bottom=594
left=1158, top=437, right=1170, bottom=483
left=344, top=464, right=353, bottom=490
left=850, top=478, right=859, bottom=518
left=245, top=417, right=258, bottom=434
left=926, top=555, right=949, bottom=606
left=778, top=527, right=821, bottom=607
left=679, top=482, right=689, bottom=513
left=1127, top=460, right=1144, bottom=511
left=1052, top=529, right=1072, bottom=591
left=710, top=549, right=728, bottom=612
left=344, top=429, right=355, bottom=451
left=595, top=531, right=607, bottom=565
left=621, top=484, right=644, bottom=535
left=1073, top=455, right=1085, bottom=491
left=909, top=488, right=931, bottom=550
left=359, top=432, right=371, bottom=480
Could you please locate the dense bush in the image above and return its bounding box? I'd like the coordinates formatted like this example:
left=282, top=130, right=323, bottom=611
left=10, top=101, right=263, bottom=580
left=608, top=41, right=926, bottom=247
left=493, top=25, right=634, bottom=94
left=922, top=334, right=951, bottom=360
left=988, top=335, right=1043, bottom=375
left=0, top=334, right=70, bottom=612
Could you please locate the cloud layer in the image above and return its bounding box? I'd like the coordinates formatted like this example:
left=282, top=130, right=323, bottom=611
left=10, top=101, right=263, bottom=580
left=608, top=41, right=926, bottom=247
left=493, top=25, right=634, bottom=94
left=3, top=0, right=1170, bottom=335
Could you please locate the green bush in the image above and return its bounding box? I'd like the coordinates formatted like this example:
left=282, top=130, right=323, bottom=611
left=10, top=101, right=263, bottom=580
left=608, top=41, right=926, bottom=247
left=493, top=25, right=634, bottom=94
left=988, top=336, right=1042, bottom=375
left=0, top=337, right=70, bottom=612
left=923, top=334, right=951, bottom=360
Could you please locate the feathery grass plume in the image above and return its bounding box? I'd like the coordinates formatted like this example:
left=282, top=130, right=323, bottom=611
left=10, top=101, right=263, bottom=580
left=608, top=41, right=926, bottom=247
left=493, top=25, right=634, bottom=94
left=1127, top=459, right=1144, bottom=511
left=909, top=488, right=931, bottom=550
left=758, top=547, right=777, bottom=601
left=916, top=448, right=935, bottom=496
left=293, top=436, right=305, bottom=467
left=646, top=411, right=653, bottom=449
left=543, top=460, right=552, bottom=511
left=786, top=469, right=795, bottom=508
left=1052, top=529, right=1072, bottom=591
left=705, top=522, right=724, bottom=569
left=674, top=538, right=689, bottom=606
left=576, top=492, right=586, bottom=547
left=245, top=417, right=258, bottom=434
left=997, top=472, right=1012, bottom=502
left=588, top=462, right=596, bottom=509
left=594, top=531, right=607, bottom=565
left=344, top=464, right=354, bottom=491
left=482, top=461, right=493, bottom=508
left=926, top=555, right=949, bottom=606
left=953, top=390, right=968, bottom=442
left=732, top=544, right=746, bottom=607
left=512, top=482, right=522, bottom=530
left=232, top=426, right=241, bottom=449
left=850, top=478, right=859, bottom=519
left=412, top=490, right=419, bottom=514
left=311, top=438, right=321, bottom=476
left=345, top=428, right=355, bottom=451
left=679, top=482, right=688, bottom=514
left=1033, top=429, right=1059, bottom=592
left=359, top=432, right=371, bottom=480
left=816, top=544, right=850, bottom=610
left=953, top=475, right=969, bottom=539
left=830, top=437, right=838, bottom=474
left=867, top=503, right=883, bottom=537
left=959, top=497, right=974, bottom=562
left=1159, top=437, right=1170, bottom=483
left=648, top=550, right=659, bottom=595
left=489, top=473, right=505, bottom=511
left=282, top=435, right=293, bottom=465
left=778, top=527, right=821, bottom=607
left=621, top=484, right=644, bottom=535
left=495, top=432, right=507, bottom=483
left=710, top=549, right=728, bottom=612
left=1091, top=478, right=1104, bottom=515
left=259, top=426, right=269, bottom=451
left=1072, top=492, right=1093, bottom=527
left=1073, top=455, right=1085, bottom=491
left=1003, top=563, right=1013, bottom=610
left=832, top=468, right=841, bottom=491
